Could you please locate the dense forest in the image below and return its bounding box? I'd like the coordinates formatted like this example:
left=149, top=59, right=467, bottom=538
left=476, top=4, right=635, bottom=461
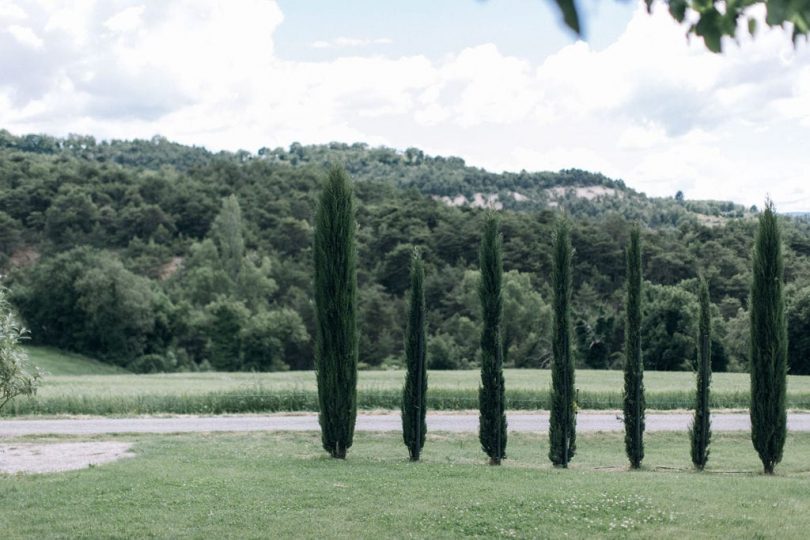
left=2, top=130, right=810, bottom=374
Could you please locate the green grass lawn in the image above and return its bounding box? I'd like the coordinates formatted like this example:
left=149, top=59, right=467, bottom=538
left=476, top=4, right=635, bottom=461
left=12, top=346, right=810, bottom=416
left=2, top=431, right=809, bottom=538
left=23, top=346, right=128, bottom=376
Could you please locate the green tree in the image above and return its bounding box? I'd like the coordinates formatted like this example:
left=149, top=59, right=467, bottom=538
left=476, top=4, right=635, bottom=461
left=379, top=243, right=418, bottom=295
left=750, top=202, right=788, bottom=474
left=240, top=308, right=309, bottom=372
left=44, top=187, right=99, bottom=245
left=236, top=253, right=277, bottom=311
left=786, top=285, right=810, bottom=375
left=176, top=239, right=232, bottom=306
left=314, top=166, right=358, bottom=459
left=549, top=220, right=576, bottom=467
left=723, top=307, right=751, bottom=372
left=502, top=271, right=552, bottom=368
left=624, top=225, right=645, bottom=469
left=690, top=277, right=712, bottom=470
left=14, top=248, right=170, bottom=367
left=402, top=249, right=428, bottom=461
left=575, top=308, right=621, bottom=370
left=211, top=194, right=245, bottom=284
left=478, top=214, right=507, bottom=465
left=0, top=211, right=21, bottom=259
left=457, top=269, right=551, bottom=368
left=75, top=253, right=170, bottom=365
left=1, top=288, right=41, bottom=412
left=427, top=333, right=465, bottom=370
left=204, top=298, right=250, bottom=370
left=358, top=284, right=402, bottom=367
left=642, top=283, right=698, bottom=371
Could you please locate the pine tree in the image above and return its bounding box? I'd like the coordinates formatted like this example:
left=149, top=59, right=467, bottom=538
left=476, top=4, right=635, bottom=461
left=402, top=249, right=428, bottom=461
left=690, top=277, right=712, bottom=470
left=479, top=214, right=507, bottom=465
left=623, top=224, right=645, bottom=469
left=750, top=201, right=788, bottom=474
left=313, top=165, right=358, bottom=459
left=549, top=219, right=576, bottom=467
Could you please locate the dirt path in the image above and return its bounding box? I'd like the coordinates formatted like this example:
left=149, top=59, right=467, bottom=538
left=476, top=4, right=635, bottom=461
left=3, top=412, right=810, bottom=436
left=0, top=442, right=134, bottom=474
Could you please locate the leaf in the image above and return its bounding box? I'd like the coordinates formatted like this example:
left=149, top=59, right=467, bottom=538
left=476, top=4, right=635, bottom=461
left=748, top=17, right=758, bottom=37
left=766, top=0, right=789, bottom=25
left=695, top=7, right=724, bottom=53
left=554, top=0, right=581, bottom=35
left=668, top=0, right=689, bottom=23
left=792, top=11, right=810, bottom=33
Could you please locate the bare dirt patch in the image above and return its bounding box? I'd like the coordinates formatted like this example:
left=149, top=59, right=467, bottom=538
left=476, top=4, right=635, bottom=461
left=158, top=256, right=184, bottom=280
left=548, top=185, right=618, bottom=200
left=696, top=214, right=726, bottom=227
left=0, top=442, right=134, bottom=474
left=9, top=246, right=40, bottom=268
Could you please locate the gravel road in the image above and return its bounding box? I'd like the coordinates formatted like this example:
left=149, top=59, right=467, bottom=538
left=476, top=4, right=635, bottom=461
left=3, top=412, right=810, bottom=437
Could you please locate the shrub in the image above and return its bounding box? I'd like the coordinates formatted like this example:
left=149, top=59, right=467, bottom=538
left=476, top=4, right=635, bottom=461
left=1, top=288, right=40, bottom=412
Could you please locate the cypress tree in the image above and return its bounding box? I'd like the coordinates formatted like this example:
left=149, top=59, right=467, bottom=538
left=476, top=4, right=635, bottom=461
left=690, top=277, right=712, bottom=470
left=479, top=214, right=507, bottom=465
left=623, top=224, right=645, bottom=469
left=211, top=194, right=245, bottom=284
left=549, top=219, right=576, bottom=467
left=402, top=249, right=428, bottom=461
left=313, top=165, right=358, bottom=459
left=750, top=201, right=788, bottom=474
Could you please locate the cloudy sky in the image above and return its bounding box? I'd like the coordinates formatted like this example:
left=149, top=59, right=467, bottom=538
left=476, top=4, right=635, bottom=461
left=1, top=0, right=809, bottom=210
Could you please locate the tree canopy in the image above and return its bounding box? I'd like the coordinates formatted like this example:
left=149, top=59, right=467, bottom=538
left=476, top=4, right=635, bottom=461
left=2, top=131, right=810, bottom=373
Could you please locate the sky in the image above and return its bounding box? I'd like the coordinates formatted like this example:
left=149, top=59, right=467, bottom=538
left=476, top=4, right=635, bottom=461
left=1, top=0, right=809, bottom=211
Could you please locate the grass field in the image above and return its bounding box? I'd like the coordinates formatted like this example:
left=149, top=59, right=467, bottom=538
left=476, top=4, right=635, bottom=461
left=9, top=346, right=810, bottom=416
left=2, top=431, right=810, bottom=538
left=23, top=347, right=128, bottom=376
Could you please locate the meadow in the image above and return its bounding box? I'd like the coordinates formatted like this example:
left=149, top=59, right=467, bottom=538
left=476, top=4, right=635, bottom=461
left=8, top=347, right=810, bottom=417
left=2, top=431, right=810, bottom=538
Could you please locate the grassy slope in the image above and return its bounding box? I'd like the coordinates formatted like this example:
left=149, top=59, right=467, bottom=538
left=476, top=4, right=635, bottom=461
left=2, top=431, right=809, bottom=538
left=23, top=346, right=128, bottom=376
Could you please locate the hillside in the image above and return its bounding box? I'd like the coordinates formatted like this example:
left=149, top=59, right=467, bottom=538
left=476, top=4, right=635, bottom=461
left=2, top=130, right=810, bottom=375
left=0, top=130, right=751, bottom=227
left=23, top=346, right=129, bottom=376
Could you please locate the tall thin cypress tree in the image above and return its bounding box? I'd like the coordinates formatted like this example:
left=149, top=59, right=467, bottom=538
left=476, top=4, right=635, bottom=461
left=313, top=165, right=358, bottom=459
left=549, top=219, right=576, bottom=467
left=402, top=249, right=428, bottom=461
left=750, top=201, right=788, bottom=474
left=623, top=224, right=645, bottom=469
left=690, top=277, right=712, bottom=470
left=211, top=194, right=245, bottom=284
left=479, top=214, right=507, bottom=465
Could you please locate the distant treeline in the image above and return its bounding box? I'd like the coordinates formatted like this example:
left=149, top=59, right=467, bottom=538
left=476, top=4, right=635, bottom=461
left=2, top=130, right=810, bottom=374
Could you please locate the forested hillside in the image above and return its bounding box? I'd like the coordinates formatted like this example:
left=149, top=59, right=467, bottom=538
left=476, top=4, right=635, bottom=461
left=2, top=130, right=810, bottom=374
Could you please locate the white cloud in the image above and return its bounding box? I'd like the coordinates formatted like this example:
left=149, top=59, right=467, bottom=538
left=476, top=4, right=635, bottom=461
left=6, top=24, right=43, bottom=48
left=434, top=44, right=541, bottom=127
left=0, top=0, right=809, bottom=210
left=103, top=5, right=145, bottom=33
left=617, top=122, right=668, bottom=150
left=311, top=36, right=392, bottom=49
left=0, top=1, right=26, bottom=21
